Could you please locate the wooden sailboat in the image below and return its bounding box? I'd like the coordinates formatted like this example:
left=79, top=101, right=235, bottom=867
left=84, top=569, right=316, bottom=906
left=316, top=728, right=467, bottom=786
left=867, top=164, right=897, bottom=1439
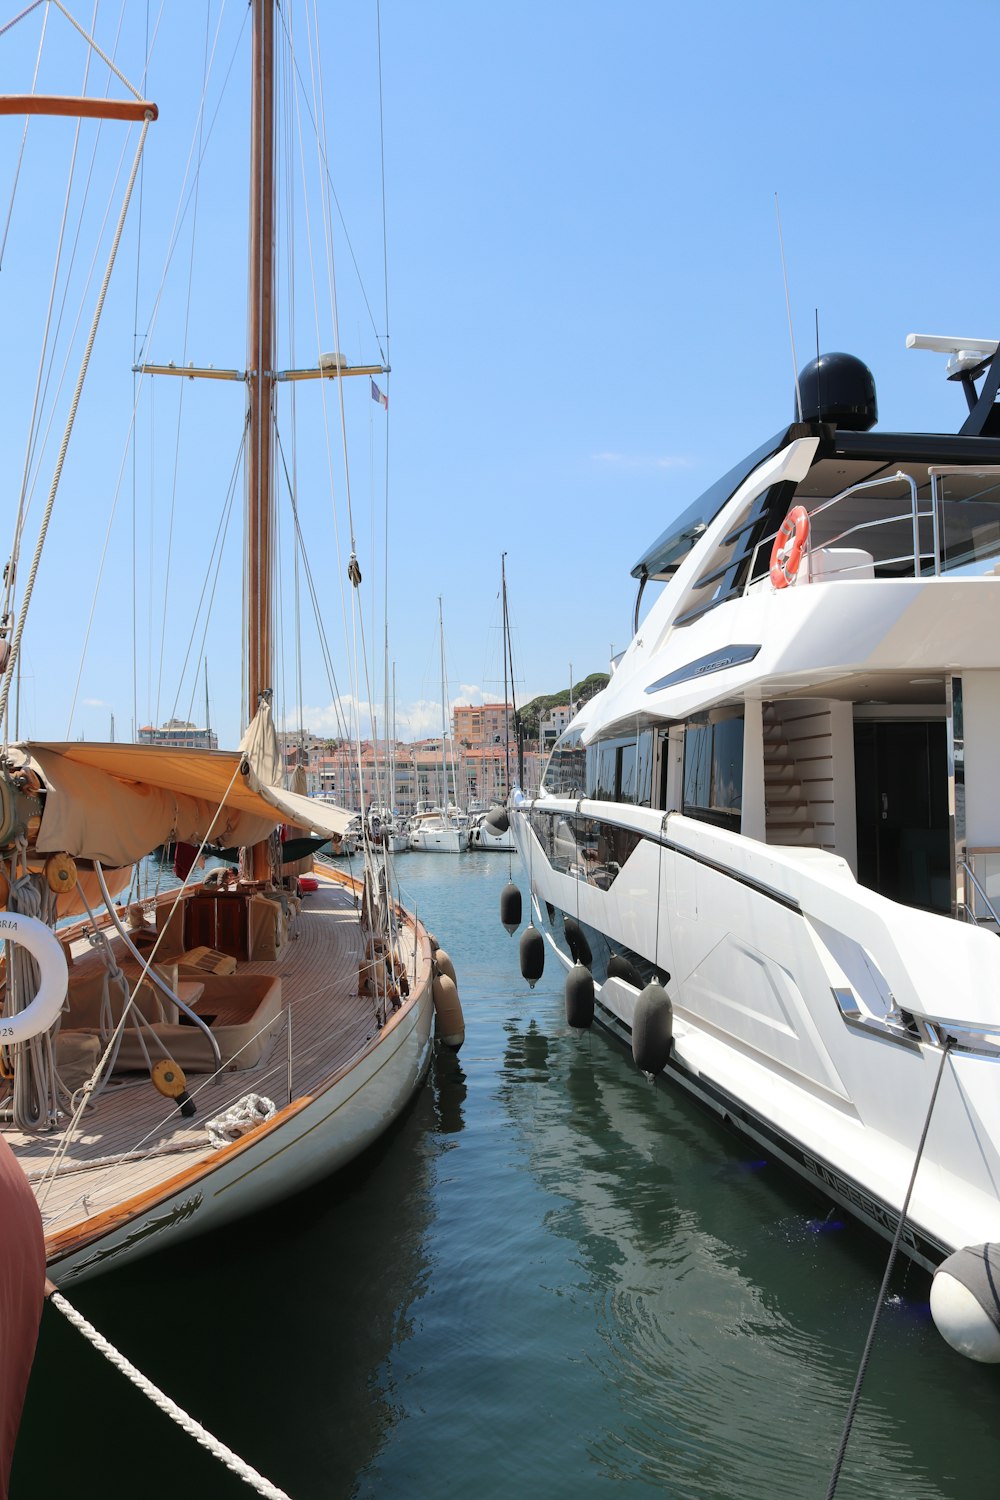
left=0, top=1, right=450, bottom=1286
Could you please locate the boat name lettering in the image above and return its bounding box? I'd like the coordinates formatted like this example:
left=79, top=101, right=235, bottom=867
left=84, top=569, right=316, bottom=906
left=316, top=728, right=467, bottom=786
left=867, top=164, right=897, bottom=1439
left=802, top=1153, right=917, bottom=1248
left=645, top=643, right=760, bottom=695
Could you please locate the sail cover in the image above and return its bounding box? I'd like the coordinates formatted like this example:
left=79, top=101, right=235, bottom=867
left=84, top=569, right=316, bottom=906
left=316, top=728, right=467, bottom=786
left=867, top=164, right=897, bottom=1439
left=17, top=705, right=351, bottom=867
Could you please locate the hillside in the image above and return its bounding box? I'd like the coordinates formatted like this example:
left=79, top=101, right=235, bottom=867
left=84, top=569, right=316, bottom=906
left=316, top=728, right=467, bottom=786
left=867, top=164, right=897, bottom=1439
left=518, top=672, right=609, bottom=735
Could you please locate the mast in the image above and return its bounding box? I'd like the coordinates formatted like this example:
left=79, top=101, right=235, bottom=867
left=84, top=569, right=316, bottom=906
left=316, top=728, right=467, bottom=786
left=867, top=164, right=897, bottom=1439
left=247, top=0, right=276, bottom=881
left=391, top=661, right=397, bottom=815
left=247, top=0, right=275, bottom=725
left=501, top=556, right=523, bottom=789
left=501, top=553, right=511, bottom=797
left=439, top=597, right=448, bottom=818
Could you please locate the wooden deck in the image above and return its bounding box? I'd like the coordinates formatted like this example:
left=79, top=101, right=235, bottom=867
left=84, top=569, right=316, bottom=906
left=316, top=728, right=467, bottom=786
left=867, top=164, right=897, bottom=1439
left=4, top=869, right=420, bottom=1239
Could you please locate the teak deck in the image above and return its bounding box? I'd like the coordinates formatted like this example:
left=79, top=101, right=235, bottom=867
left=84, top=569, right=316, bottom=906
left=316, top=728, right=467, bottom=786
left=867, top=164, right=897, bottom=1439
left=5, top=869, right=410, bottom=1239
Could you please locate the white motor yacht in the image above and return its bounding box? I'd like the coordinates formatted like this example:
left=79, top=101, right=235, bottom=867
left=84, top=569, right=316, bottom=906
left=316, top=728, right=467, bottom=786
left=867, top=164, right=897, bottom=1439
left=408, top=807, right=467, bottom=854
left=509, top=338, right=1000, bottom=1360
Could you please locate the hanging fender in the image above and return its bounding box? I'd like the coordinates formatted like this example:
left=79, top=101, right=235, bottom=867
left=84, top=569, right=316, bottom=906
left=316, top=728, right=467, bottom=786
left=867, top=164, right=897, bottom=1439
left=769, top=504, right=810, bottom=589
left=0, top=911, right=69, bottom=1046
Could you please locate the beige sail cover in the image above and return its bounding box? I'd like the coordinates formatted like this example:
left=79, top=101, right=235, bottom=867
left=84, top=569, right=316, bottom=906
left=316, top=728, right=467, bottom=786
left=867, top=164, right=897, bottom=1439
left=17, top=705, right=350, bottom=867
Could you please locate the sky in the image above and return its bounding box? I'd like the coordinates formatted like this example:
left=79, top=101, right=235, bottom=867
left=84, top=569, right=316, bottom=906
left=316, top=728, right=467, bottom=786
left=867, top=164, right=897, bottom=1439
left=1, top=0, right=998, bottom=751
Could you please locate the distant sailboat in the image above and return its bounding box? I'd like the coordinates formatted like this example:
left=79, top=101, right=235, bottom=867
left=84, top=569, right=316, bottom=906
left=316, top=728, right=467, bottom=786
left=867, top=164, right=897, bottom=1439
left=409, top=598, right=466, bottom=852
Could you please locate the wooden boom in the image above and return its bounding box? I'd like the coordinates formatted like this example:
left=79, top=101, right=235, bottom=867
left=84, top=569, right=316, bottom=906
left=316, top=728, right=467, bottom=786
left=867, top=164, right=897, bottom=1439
left=0, top=95, right=158, bottom=122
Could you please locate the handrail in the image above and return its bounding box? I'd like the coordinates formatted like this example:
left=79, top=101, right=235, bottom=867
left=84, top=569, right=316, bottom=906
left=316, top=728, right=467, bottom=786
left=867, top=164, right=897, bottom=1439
left=745, top=471, right=930, bottom=591
left=94, top=861, right=223, bottom=1072
left=962, top=859, right=1000, bottom=930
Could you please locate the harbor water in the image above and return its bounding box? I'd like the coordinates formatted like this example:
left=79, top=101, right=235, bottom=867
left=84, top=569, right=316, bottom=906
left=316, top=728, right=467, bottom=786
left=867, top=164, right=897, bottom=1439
left=12, top=854, right=1000, bottom=1498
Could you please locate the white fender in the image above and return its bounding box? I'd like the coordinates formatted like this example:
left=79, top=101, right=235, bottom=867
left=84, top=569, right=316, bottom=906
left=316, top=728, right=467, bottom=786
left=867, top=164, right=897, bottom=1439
left=0, top=911, right=69, bottom=1046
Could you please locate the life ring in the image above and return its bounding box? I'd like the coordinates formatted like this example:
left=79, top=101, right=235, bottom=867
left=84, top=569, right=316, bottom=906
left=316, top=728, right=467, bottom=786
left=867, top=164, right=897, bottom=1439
left=0, top=911, right=68, bottom=1047
left=769, top=504, right=810, bottom=589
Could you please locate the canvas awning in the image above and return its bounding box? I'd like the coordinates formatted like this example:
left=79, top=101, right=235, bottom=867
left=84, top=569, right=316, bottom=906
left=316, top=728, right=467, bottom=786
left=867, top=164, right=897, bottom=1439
left=17, top=704, right=351, bottom=868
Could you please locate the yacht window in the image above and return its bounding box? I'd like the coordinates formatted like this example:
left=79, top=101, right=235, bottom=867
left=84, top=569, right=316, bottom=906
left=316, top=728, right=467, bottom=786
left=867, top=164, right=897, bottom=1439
left=583, top=730, right=654, bottom=805
left=542, top=728, right=586, bottom=797
left=682, top=716, right=743, bottom=830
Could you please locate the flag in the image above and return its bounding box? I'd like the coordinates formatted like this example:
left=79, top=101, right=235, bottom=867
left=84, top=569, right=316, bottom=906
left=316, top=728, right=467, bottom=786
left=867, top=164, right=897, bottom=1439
left=371, top=378, right=388, bottom=410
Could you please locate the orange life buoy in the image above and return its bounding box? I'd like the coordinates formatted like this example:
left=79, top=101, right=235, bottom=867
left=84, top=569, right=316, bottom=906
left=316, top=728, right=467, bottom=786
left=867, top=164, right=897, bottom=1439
left=769, top=504, right=810, bottom=589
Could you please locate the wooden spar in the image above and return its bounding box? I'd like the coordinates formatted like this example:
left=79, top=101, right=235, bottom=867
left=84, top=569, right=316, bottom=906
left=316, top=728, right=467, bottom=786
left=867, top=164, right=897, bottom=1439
left=247, top=0, right=275, bottom=720
left=247, top=0, right=275, bottom=882
left=0, top=95, right=158, bottom=122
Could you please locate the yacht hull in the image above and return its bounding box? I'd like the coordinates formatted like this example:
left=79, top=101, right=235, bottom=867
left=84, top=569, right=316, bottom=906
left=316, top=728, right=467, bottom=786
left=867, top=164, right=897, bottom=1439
left=409, top=828, right=466, bottom=853
left=513, top=798, right=1000, bottom=1273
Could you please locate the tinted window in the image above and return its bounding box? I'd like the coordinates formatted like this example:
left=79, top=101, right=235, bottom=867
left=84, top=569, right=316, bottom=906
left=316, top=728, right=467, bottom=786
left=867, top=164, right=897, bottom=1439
left=583, top=729, right=654, bottom=806
left=683, top=716, right=743, bottom=830
left=542, top=729, right=586, bottom=797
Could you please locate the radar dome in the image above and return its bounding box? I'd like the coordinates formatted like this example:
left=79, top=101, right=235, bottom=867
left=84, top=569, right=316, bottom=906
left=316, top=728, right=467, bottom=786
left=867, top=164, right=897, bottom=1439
left=797, top=352, right=877, bottom=431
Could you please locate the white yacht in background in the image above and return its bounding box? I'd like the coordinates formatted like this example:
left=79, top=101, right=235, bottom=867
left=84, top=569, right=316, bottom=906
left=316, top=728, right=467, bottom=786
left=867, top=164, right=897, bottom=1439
left=510, top=337, right=1000, bottom=1359
left=468, top=808, right=516, bottom=851
left=408, top=806, right=467, bottom=853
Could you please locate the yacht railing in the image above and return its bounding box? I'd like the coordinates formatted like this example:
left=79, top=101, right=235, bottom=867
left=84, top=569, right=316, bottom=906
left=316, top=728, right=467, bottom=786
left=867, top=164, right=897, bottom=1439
left=962, top=858, right=1000, bottom=930
left=744, top=464, right=1000, bottom=592
left=745, top=471, right=933, bottom=590
left=929, top=466, right=1000, bottom=577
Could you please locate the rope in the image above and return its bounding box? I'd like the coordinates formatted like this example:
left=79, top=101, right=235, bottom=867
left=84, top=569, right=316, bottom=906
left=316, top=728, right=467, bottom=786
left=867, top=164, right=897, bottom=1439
left=50, top=0, right=145, bottom=100
left=4, top=866, right=59, bottom=1131
left=35, top=756, right=245, bottom=1206
left=824, top=1035, right=955, bottom=1497
left=0, top=112, right=152, bottom=738
left=49, top=1290, right=292, bottom=1500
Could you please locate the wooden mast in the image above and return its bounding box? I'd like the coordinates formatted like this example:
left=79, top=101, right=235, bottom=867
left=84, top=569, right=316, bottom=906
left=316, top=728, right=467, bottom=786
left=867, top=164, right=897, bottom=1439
left=247, top=0, right=275, bottom=882
left=247, top=0, right=275, bottom=720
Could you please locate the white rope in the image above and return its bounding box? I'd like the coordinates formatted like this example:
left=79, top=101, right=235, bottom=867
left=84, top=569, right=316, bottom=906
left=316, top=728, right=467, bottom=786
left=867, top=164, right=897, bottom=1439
left=49, top=1290, right=292, bottom=1500
left=50, top=0, right=145, bottom=100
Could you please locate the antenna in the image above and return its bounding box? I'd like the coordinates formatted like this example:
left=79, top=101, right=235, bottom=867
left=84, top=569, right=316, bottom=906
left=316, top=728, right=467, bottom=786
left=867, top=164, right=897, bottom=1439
left=775, top=192, right=802, bottom=421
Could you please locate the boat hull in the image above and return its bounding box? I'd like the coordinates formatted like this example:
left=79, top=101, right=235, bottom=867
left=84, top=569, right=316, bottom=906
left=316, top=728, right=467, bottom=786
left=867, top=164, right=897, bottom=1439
left=45, top=975, right=433, bottom=1285
left=408, top=828, right=466, bottom=853
left=512, top=797, right=1000, bottom=1273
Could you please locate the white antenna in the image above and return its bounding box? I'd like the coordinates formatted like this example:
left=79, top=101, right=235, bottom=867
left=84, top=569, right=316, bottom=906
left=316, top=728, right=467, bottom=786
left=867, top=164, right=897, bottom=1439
left=775, top=192, right=802, bottom=422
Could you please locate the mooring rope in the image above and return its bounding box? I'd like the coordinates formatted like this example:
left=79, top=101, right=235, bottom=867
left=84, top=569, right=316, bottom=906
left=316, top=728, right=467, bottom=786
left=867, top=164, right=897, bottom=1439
left=824, top=1034, right=955, bottom=1497
left=49, top=1289, right=292, bottom=1500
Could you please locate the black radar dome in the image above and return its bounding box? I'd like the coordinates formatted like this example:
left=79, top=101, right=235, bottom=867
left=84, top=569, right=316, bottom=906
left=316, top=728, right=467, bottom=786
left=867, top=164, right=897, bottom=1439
left=797, top=352, right=877, bottom=431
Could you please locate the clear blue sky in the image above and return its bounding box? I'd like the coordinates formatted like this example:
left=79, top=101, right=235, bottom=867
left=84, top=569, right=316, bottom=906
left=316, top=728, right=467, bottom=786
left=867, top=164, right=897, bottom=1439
left=1, top=0, right=996, bottom=750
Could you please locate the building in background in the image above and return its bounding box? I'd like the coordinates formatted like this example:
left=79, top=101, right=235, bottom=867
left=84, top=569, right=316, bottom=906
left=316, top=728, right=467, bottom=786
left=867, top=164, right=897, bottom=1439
left=277, top=702, right=543, bottom=816
left=137, top=717, right=218, bottom=751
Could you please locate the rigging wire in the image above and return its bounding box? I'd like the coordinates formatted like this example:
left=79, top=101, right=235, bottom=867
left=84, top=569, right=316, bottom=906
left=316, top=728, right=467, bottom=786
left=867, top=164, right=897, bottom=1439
left=153, top=0, right=212, bottom=730
left=276, top=0, right=385, bottom=361
left=0, top=1, right=48, bottom=269
left=374, top=0, right=392, bottom=823
left=287, top=2, right=382, bottom=854
left=273, top=423, right=352, bottom=747
left=171, top=426, right=247, bottom=728
left=824, top=1036, right=955, bottom=1498
left=0, top=110, right=153, bottom=741
left=4, top=1, right=122, bottom=688
left=131, top=0, right=151, bottom=742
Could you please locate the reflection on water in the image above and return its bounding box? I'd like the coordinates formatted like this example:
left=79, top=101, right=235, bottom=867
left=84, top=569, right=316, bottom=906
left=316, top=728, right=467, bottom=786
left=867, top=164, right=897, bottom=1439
left=14, top=855, right=1000, bottom=1499
left=15, top=1036, right=456, bottom=1500
left=499, top=1007, right=1000, bottom=1499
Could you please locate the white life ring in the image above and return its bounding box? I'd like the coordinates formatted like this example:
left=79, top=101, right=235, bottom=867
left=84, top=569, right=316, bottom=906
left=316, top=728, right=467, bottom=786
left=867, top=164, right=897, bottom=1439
left=0, top=911, right=69, bottom=1046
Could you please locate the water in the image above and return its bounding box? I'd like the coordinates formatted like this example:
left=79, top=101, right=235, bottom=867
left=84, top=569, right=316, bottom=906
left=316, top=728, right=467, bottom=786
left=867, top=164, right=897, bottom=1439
left=12, top=855, right=1000, bottom=1498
